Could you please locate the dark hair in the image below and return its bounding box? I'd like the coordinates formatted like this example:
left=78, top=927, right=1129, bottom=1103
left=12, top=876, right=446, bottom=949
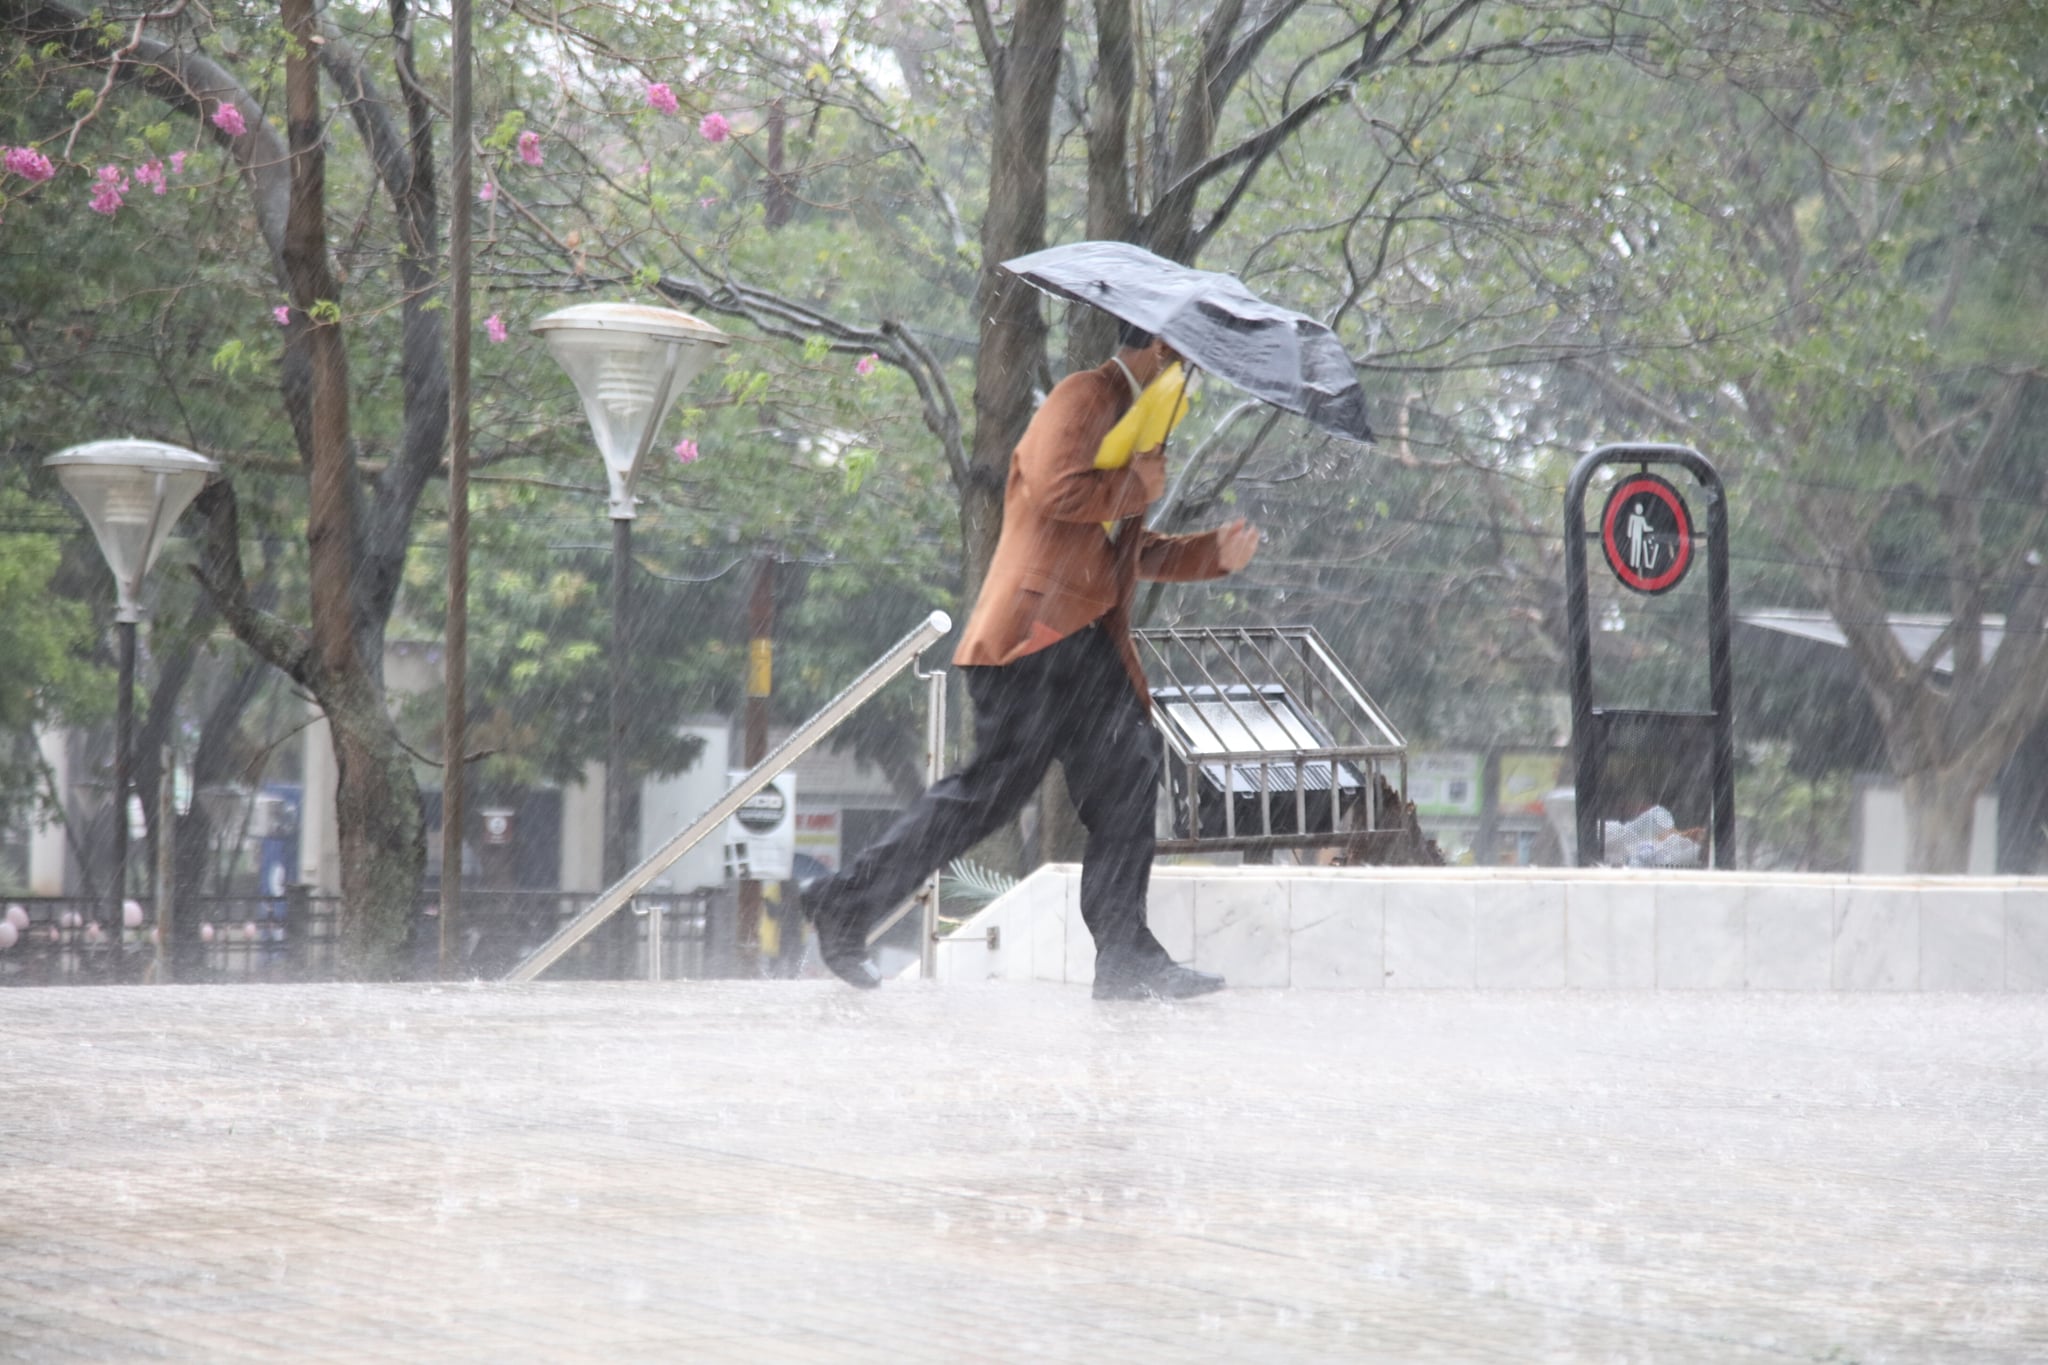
left=1115, top=319, right=1157, bottom=350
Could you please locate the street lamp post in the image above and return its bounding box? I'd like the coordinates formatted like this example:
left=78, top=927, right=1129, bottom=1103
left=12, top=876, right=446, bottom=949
left=44, top=440, right=218, bottom=948
left=532, top=305, right=728, bottom=964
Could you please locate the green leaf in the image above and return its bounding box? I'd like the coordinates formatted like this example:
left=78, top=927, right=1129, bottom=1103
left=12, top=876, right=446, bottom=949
left=482, top=111, right=527, bottom=153
left=840, top=447, right=876, bottom=494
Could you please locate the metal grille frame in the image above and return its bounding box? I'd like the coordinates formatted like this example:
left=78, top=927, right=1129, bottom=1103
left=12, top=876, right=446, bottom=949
left=1136, top=625, right=1410, bottom=857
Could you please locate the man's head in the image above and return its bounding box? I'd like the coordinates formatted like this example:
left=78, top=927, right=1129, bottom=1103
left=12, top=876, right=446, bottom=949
left=1114, top=320, right=1180, bottom=382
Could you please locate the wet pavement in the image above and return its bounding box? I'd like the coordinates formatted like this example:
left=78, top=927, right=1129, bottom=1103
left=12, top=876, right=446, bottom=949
left=2, top=981, right=2043, bottom=1362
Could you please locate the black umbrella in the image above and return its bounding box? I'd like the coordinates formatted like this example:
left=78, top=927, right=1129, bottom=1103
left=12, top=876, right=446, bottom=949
left=1002, top=240, right=1373, bottom=442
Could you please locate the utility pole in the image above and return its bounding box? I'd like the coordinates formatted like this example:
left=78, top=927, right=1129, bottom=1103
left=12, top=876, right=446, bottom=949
left=737, top=552, right=775, bottom=972
left=440, top=0, right=473, bottom=979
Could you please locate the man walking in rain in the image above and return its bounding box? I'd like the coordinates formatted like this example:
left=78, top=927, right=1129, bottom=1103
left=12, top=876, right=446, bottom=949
left=801, top=323, right=1260, bottom=998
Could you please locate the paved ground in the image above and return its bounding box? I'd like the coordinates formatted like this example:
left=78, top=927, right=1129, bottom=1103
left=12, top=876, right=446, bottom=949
left=1, top=982, right=2043, bottom=1363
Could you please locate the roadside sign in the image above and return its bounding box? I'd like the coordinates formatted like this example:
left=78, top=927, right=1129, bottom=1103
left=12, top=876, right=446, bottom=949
left=1599, top=471, right=1694, bottom=595
left=724, top=771, right=795, bottom=880
left=1565, top=445, right=1733, bottom=869
left=734, top=785, right=786, bottom=834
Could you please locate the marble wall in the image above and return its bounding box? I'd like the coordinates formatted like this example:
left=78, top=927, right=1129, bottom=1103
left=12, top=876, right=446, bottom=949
left=933, top=865, right=2048, bottom=992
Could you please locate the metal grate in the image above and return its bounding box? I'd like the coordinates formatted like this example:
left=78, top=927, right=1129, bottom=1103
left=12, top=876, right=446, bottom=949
left=1136, top=625, right=1412, bottom=856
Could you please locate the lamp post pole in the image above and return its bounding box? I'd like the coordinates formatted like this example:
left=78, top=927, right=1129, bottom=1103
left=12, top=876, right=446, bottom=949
left=111, top=616, right=136, bottom=930
left=531, top=304, right=728, bottom=976
left=606, top=512, right=634, bottom=875
left=44, top=441, right=217, bottom=963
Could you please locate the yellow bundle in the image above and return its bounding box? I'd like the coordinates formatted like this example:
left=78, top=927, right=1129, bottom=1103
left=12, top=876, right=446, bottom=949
left=1094, top=362, right=1190, bottom=470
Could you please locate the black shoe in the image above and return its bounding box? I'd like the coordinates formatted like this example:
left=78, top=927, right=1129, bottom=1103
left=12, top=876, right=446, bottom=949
left=798, top=878, right=881, bottom=990
left=1091, top=958, right=1226, bottom=1001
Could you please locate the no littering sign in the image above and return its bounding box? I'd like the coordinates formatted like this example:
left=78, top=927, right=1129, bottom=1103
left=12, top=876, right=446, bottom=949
left=1599, top=472, right=1694, bottom=595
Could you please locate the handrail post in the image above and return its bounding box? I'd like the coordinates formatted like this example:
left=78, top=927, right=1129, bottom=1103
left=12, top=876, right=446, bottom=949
left=644, top=898, right=663, bottom=983
left=918, top=658, right=946, bottom=979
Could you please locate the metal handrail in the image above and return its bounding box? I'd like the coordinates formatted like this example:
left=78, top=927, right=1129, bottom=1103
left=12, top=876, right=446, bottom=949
left=505, top=610, right=953, bottom=982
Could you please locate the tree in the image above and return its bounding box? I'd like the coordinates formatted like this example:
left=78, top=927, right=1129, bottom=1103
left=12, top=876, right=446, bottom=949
left=2, top=0, right=462, bottom=969
left=1562, top=1, right=2048, bottom=870
left=3, top=0, right=979, bottom=961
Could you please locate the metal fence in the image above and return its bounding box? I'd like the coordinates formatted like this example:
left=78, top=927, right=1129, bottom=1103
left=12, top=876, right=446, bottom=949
left=0, top=888, right=738, bottom=986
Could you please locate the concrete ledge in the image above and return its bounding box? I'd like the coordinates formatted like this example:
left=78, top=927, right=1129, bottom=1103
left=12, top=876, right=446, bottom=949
left=935, top=865, right=2048, bottom=991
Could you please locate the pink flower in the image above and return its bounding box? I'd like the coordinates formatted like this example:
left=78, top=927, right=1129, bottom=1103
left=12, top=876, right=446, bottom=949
left=673, top=439, right=699, bottom=465
left=484, top=313, right=508, bottom=343
left=699, top=195, right=719, bottom=208
left=169, top=151, right=186, bottom=174
left=88, top=164, right=128, bottom=215
left=855, top=352, right=878, bottom=377
left=698, top=112, right=730, bottom=143
left=2, top=146, right=56, bottom=182
left=211, top=103, right=246, bottom=138
left=273, top=306, right=291, bottom=326
left=134, top=159, right=167, bottom=194
left=517, top=130, right=542, bottom=167
left=478, top=180, right=495, bottom=203
left=646, top=82, right=678, bottom=115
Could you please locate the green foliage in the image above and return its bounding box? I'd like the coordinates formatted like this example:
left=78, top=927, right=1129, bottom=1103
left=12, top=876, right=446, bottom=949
left=0, top=489, right=109, bottom=830
left=210, top=339, right=250, bottom=377
left=1740, top=743, right=1854, bottom=872
left=481, top=109, right=526, bottom=152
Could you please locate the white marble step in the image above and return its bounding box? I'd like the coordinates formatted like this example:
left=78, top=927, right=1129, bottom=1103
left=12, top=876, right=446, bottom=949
left=936, top=864, right=2048, bottom=991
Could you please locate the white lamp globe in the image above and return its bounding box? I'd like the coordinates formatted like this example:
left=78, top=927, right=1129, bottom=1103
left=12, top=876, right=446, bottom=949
left=530, top=304, right=728, bottom=518
left=44, top=440, right=218, bottom=623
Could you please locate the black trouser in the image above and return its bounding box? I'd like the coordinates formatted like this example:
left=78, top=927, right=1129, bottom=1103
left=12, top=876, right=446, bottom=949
left=813, top=624, right=1170, bottom=967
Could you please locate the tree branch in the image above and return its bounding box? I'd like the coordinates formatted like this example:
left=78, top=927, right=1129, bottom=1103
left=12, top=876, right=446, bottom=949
left=188, top=482, right=318, bottom=691
left=652, top=270, right=968, bottom=488
left=1209, top=0, right=1311, bottom=110
left=0, top=0, right=292, bottom=273
left=316, top=8, right=448, bottom=654
left=965, top=0, right=1004, bottom=93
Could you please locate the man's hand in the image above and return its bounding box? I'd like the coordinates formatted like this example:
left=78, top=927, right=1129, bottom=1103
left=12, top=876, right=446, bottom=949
left=1131, top=445, right=1168, bottom=499
left=1216, top=518, right=1261, bottom=572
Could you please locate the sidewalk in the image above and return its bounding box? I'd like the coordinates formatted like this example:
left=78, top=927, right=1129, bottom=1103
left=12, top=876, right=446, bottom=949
left=2, top=981, right=2043, bottom=1361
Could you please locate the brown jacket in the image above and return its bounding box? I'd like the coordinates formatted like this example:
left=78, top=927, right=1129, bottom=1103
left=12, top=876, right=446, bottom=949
left=954, top=359, right=1230, bottom=698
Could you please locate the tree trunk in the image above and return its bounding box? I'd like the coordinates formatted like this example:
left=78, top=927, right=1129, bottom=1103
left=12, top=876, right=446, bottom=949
left=956, top=0, right=1066, bottom=881
left=965, top=0, right=1064, bottom=604
left=1901, top=766, right=1979, bottom=874
left=328, top=676, right=426, bottom=977
left=1064, top=0, right=1138, bottom=373
left=280, top=0, right=425, bottom=971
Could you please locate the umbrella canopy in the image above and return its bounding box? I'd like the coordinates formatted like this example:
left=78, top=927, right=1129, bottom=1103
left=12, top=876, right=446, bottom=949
left=1002, top=240, right=1373, bottom=442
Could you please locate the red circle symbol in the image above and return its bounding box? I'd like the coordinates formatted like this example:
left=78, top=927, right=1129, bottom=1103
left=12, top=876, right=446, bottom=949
left=1599, top=473, right=1694, bottom=594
